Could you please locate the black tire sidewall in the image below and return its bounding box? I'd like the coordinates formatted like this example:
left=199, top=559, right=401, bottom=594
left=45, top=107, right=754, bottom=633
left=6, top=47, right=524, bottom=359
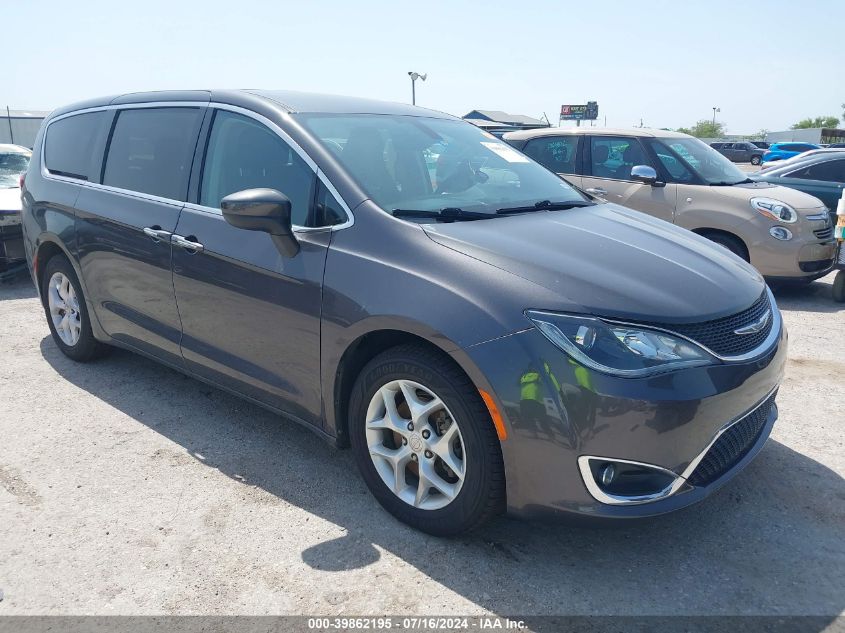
left=41, top=255, right=102, bottom=361
left=833, top=270, right=845, bottom=302
left=751, top=156, right=761, bottom=165
left=349, top=348, right=501, bottom=535
left=708, top=234, right=748, bottom=261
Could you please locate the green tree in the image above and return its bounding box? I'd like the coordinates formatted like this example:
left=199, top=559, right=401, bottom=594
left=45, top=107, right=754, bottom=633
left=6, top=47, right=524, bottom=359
left=676, top=120, right=726, bottom=138
left=791, top=116, right=839, bottom=129
left=753, top=129, right=769, bottom=140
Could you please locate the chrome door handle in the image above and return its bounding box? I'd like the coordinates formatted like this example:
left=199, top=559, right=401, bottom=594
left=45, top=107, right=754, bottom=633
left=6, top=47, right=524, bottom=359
left=171, top=234, right=204, bottom=253
left=143, top=226, right=172, bottom=242
left=585, top=188, right=607, bottom=196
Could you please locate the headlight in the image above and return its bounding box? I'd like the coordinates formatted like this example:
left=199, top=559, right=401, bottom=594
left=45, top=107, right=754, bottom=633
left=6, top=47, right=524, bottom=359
left=750, top=197, right=797, bottom=223
left=526, top=311, right=716, bottom=377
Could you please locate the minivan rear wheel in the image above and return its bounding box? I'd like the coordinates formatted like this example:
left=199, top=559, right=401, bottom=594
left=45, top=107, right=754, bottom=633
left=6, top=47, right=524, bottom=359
left=349, top=344, right=505, bottom=535
left=41, top=255, right=107, bottom=362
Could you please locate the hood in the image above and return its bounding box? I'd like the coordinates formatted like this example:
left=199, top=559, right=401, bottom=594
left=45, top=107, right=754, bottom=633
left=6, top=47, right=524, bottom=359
left=716, top=181, right=826, bottom=212
left=423, top=203, right=765, bottom=324
left=0, top=186, right=22, bottom=212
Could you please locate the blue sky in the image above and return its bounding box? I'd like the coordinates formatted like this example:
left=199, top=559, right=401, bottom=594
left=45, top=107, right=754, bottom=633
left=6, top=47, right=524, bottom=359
left=7, top=0, right=843, bottom=133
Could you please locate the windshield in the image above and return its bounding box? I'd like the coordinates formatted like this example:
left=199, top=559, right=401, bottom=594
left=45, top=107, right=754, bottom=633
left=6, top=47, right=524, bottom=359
left=652, top=137, right=747, bottom=185
left=298, top=114, right=585, bottom=216
left=0, top=151, right=30, bottom=188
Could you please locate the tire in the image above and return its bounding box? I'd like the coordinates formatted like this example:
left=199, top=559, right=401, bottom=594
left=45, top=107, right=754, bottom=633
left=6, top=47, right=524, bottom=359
left=349, top=344, right=505, bottom=536
left=41, top=255, right=108, bottom=362
left=703, top=232, right=749, bottom=261
left=833, top=270, right=845, bottom=303
left=751, top=155, right=762, bottom=166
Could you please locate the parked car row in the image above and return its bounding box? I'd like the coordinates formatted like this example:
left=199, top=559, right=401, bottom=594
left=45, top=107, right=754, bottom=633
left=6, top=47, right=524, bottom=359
left=506, top=127, right=836, bottom=281
left=15, top=90, right=832, bottom=535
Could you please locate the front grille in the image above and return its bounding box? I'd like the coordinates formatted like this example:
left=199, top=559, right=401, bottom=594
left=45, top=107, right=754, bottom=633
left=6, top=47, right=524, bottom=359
left=687, top=390, right=777, bottom=487
left=814, top=226, right=833, bottom=240
left=642, top=291, right=773, bottom=357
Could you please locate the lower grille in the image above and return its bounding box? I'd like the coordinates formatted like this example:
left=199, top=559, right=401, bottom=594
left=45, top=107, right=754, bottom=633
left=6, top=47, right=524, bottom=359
left=814, top=226, right=833, bottom=240
left=686, top=390, right=777, bottom=487
left=799, top=258, right=834, bottom=273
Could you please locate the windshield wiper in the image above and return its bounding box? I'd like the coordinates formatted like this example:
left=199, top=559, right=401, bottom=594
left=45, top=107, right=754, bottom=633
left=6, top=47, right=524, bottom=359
left=710, top=178, right=754, bottom=186
left=391, top=207, right=492, bottom=221
left=495, top=199, right=594, bottom=215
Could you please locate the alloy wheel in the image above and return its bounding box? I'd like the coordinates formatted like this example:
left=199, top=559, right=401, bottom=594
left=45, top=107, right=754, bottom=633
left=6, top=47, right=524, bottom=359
left=365, top=379, right=466, bottom=510
left=47, top=272, right=82, bottom=346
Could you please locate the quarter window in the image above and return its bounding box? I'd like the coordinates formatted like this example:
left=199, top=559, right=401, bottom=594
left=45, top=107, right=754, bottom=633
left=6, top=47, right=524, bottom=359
left=45, top=111, right=107, bottom=181
left=103, top=108, right=201, bottom=199
left=200, top=110, right=314, bottom=226
left=650, top=140, right=695, bottom=183
left=522, top=136, right=578, bottom=174
left=314, top=181, right=348, bottom=226
left=589, top=137, right=651, bottom=180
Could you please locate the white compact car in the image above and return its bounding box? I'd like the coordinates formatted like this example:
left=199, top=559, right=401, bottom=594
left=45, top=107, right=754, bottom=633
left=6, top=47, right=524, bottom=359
left=0, top=144, right=31, bottom=272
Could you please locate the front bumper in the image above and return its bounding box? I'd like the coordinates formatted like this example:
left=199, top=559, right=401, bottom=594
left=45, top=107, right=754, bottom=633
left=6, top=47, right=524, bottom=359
left=750, top=214, right=837, bottom=280
left=463, top=320, right=787, bottom=519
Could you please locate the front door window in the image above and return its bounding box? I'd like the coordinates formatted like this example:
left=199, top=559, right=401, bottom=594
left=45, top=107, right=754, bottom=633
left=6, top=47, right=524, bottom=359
left=589, top=137, right=651, bottom=181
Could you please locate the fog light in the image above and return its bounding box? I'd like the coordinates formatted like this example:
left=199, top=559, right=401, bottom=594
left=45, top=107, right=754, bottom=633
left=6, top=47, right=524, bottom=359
left=769, top=226, right=792, bottom=241
left=599, top=463, right=616, bottom=486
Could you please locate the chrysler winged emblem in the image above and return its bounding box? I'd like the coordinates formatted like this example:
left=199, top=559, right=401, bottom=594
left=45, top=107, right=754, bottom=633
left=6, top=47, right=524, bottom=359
left=734, top=310, right=771, bottom=335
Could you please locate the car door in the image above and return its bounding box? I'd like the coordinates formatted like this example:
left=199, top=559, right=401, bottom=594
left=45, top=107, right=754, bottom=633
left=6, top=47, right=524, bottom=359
left=580, top=135, right=677, bottom=223
left=75, top=105, right=204, bottom=366
left=171, top=108, right=344, bottom=426
left=779, top=158, right=845, bottom=210
left=521, top=135, right=583, bottom=188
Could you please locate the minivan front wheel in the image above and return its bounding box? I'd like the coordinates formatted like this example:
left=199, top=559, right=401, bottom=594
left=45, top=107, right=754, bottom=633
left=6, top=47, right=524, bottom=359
left=41, top=255, right=106, bottom=362
left=349, top=344, right=505, bottom=535
left=701, top=231, right=749, bottom=262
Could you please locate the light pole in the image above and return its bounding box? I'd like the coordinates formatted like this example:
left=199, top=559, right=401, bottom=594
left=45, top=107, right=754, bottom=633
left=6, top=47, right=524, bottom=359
left=408, top=71, right=427, bottom=105
left=712, top=106, right=720, bottom=127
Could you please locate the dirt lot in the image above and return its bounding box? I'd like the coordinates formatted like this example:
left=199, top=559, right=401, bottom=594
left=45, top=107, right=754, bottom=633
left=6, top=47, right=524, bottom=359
left=0, top=272, right=843, bottom=617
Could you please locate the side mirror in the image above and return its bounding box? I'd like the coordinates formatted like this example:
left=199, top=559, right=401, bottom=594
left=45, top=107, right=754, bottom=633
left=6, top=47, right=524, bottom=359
left=220, top=188, right=299, bottom=257
left=630, top=165, right=664, bottom=187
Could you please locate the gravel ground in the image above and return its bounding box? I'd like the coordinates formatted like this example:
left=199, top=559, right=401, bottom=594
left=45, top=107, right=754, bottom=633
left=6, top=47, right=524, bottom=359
left=0, top=271, right=843, bottom=618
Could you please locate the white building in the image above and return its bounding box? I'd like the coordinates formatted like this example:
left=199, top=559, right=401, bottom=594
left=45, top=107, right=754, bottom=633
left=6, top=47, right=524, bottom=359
left=1, top=109, right=50, bottom=149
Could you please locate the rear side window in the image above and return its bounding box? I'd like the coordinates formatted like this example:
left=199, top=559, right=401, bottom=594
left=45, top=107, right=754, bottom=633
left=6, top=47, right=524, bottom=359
left=103, top=107, right=201, bottom=200
left=789, top=159, right=845, bottom=182
left=44, top=111, right=107, bottom=181
left=522, top=136, right=578, bottom=174
left=199, top=110, right=315, bottom=226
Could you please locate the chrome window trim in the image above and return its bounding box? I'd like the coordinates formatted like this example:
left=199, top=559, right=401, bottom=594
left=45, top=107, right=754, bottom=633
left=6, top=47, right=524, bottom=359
left=39, top=100, right=355, bottom=232
left=602, top=286, right=782, bottom=363
left=578, top=384, right=778, bottom=505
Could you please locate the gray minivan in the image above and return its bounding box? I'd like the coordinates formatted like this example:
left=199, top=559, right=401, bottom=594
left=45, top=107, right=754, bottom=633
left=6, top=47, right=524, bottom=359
left=22, top=90, right=785, bottom=534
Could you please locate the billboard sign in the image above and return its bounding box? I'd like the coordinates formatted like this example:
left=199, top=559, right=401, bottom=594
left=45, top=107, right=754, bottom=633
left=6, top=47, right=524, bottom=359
left=560, top=101, right=598, bottom=121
